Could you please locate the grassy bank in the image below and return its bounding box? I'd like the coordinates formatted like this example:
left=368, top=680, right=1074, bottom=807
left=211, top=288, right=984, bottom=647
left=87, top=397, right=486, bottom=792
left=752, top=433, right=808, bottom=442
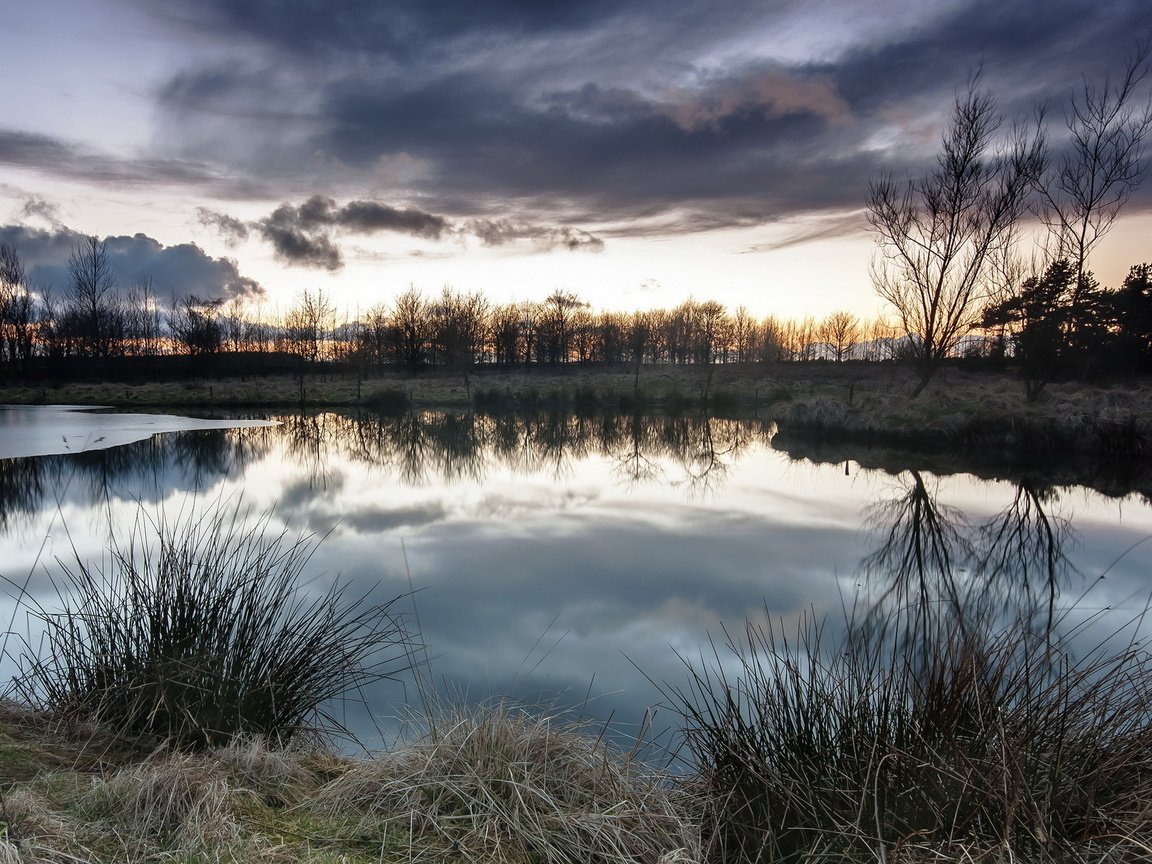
left=0, top=702, right=696, bottom=864
left=2, top=364, right=1151, bottom=457
left=3, top=611, right=1152, bottom=863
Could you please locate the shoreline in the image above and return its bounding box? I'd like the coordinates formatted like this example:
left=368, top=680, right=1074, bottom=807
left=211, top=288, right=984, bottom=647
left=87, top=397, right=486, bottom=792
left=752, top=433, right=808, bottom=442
left=2, top=365, right=1150, bottom=461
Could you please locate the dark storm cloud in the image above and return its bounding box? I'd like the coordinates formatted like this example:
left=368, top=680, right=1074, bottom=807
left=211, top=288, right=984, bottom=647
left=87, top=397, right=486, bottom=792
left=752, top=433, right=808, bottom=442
left=256, top=203, right=344, bottom=270
left=147, top=0, right=1152, bottom=238
left=0, top=224, right=263, bottom=301
left=151, top=0, right=634, bottom=57
left=338, top=200, right=447, bottom=237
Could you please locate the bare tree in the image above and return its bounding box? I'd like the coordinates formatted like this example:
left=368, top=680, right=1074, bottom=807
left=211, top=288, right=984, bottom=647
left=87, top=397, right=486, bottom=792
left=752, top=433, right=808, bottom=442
left=124, top=276, right=164, bottom=357
left=0, top=242, right=32, bottom=369
left=540, top=290, right=588, bottom=365
left=868, top=80, right=1043, bottom=395
left=67, top=236, right=120, bottom=358
left=1033, top=42, right=1151, bottom=347
left=284, top=288, right=335, bottom=366
left=489, top=303, right=523, bottom=367
left=818, top=310, right=861, bottom=362
left=391, top=286, right=430, bottom=371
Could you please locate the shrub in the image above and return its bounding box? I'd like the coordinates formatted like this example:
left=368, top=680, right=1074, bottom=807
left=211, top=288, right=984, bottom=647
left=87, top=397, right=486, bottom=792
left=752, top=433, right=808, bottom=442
left=5, top=501, right=414, bottom=748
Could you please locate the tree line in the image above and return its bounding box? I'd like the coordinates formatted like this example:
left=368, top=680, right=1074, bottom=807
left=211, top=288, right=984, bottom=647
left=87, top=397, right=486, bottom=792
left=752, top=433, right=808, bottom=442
left=1, top=234, right=1149, bottom=383
left=0, top=239, right=917, bottom=378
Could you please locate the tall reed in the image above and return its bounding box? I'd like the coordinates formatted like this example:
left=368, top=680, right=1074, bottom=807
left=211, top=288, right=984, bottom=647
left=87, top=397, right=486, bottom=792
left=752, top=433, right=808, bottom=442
left=5, top=501, right=414, bottom=748
left=666, top=608, right=1152, bottom=862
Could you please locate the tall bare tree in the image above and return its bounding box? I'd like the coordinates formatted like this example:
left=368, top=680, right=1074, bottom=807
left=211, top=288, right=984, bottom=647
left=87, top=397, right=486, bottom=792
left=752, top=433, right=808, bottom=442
left=0, top=242, right=33, bottom=369
left=868, top=80, right=1043, bottom=395
left=1033, top=42, right=1151, bottom=347
left=67, top=235, right=120, bottom=358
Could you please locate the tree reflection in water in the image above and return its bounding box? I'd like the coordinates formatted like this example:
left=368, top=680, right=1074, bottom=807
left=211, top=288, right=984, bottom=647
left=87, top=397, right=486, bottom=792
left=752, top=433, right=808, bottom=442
left=0, top=405, right=1098, bottom=645
left=859, top=469, right=1075, bottom=650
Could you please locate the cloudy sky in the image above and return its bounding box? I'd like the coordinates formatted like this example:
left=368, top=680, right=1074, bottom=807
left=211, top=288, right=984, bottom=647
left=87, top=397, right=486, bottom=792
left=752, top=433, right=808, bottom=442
left=1, top=0, right=1149, bottom=317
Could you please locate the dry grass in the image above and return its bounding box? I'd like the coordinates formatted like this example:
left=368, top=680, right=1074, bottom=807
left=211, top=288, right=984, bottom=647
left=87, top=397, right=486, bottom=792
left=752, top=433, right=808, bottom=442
left=312, top=704, right=699, bottom=864
left=5, top=501, right=414, bottom=748
left=0, top=704, right=698, bottom=864
left=666, top=605, right=1152, bottom=864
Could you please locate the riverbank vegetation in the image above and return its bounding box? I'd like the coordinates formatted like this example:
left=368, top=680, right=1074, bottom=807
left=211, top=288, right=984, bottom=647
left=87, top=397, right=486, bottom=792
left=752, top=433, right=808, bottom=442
left=3, top=362, right=1150, bottom=461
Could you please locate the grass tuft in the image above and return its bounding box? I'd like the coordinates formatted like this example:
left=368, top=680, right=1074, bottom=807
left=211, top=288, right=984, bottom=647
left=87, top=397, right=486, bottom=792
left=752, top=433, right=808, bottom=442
left=5, top=501, right=414, bottom=749
left=666, top=608, right=1152, bottom=863
left=312, top=702, right=699, bottom=863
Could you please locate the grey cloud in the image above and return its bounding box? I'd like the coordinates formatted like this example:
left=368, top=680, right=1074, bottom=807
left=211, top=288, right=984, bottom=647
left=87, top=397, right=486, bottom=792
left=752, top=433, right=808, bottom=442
left=0, top=129, right=269, bottom=200
left=253, top=196, right=450, bottom=270
left=465, top=219, right=605, bottom=252
left=21, top=196, right=63, bottom=228
left=257, top=204, right=344, bottom=270
left=233, top=196, right=601, bottom=268
left=338, top=200, right=448, bottom=238
left=146, top=0, right=634, bottom=58
left=0, top=224, right=264, bottom=301
left=196, top=207, right=250, bottom=246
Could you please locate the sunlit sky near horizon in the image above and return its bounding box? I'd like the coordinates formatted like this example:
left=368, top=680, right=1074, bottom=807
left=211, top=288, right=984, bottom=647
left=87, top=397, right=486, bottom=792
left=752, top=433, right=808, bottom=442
left=1, top=0, right=1149, bottom=319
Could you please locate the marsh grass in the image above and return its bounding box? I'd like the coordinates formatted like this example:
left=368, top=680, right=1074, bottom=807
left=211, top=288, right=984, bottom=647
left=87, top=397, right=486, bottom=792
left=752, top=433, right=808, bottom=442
left=666, top=607, right=1152, bottom=863
left=3, top=502, right=414, bottom=749
left=0, top=705, right=697, bottom=863
left=312, top=702, right=699, bottom=864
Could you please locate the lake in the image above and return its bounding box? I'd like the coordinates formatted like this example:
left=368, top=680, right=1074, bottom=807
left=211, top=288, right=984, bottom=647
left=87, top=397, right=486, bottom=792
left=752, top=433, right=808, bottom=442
left=1, top=405, right=1150, bottom=751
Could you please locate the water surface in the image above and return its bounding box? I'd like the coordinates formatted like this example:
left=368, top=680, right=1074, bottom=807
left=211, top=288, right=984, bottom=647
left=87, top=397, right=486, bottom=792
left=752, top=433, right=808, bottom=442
left=1, top=407, right=1149, bottom=749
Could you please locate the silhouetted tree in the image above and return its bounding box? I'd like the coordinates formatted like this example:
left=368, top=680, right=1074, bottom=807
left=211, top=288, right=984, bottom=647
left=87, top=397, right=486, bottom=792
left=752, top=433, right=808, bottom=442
left=489, top=303, right=523, bottom=367
left=1113, top=262, right=1152, bottom=370
left=0, top=242, right=35, bottom=371
left=391, top=286, right=430, bottom=371
left=66, top=236, right=122, bottom=359
left=124, top=277, right=164, bottom=357
left=540, top=290, right=587, bottom=364
left=284, top=288, right=335, bottom=366
left=868, top=80, right=1043, bottom=395
left=1033, top=43, right=1152, bottom=348
left=818, top=310, right=861, bottom=362
left=169, top=295, right=224, bottom=356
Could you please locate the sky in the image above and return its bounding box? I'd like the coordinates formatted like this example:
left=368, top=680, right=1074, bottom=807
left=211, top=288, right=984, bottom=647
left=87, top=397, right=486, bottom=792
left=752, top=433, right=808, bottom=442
left=0, top=0, right=1149, bottom=320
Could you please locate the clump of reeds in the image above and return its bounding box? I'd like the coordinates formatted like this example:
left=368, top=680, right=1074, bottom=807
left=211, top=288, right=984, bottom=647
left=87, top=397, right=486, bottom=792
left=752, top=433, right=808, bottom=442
left=5, top=501, right=414, bottom=749
left=312, top=702, right=700, bottom=863
left=667, top=609, right=1152, bottom=863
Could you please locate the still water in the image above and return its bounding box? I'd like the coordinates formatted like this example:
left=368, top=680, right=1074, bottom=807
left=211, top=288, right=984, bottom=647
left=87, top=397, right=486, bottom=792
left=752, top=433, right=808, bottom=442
left=1, top=406, right=1150, bottom=749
